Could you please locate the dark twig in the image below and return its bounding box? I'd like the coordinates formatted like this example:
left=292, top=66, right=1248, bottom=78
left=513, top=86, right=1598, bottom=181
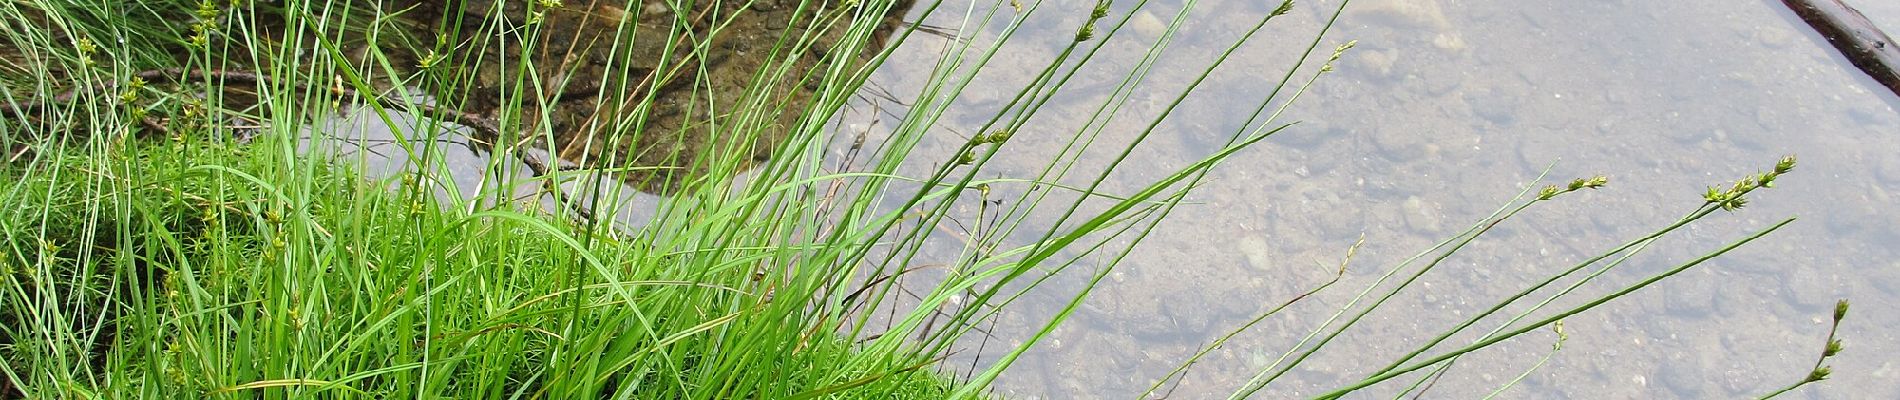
left=1781, top=0, right=1900, bottom=98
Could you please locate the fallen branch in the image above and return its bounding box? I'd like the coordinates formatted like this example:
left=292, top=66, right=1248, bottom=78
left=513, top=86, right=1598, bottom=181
left=1782, top=0, right=1900, bottom=98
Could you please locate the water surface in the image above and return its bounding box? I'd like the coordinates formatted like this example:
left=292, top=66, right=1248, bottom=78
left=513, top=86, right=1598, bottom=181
left=311, top=0, right=1899, bottom=397
left=862, top=0, right=1900, bottom=398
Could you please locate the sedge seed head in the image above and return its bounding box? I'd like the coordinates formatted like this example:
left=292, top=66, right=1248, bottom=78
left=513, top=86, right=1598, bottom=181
left=1538, top=185, right=1561, bottom=200
left=1075, top=24, right=1096, bottom=42
left=1703, top=187, right=1726, bottom=203
left=1776, top=154, right=1798, bottom=174
left=1807, top=366, right=1832, bottom=382
left=989, top=130, right=1012, bottom=144
left=1583, top=175, right=1608, bottom=188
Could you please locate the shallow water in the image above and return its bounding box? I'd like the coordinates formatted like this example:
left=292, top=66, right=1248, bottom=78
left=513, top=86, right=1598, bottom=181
left=859, top=0, right=1900, bottom=398
left=311, top=0, right=1899, bottom=397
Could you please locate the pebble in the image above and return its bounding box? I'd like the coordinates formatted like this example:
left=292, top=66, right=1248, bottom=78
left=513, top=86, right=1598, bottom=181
left=1401, top=195, right=1442, bottom=233
left=1301, top=192, right=1363, bottom=241
left=1463, top=89, right=1517, bottom=125
left=1131, top=10, right=1167, bottom=41
left=1422, top=70, right=1463, bottom=96
left=643, top=1, right=671, bottom=16
left=1159, top=296, right=1214, bottom=335
left=1239, top=234, right=1273, bottom=272
left=1348, top=48, right=1400, bottom=81
left=1431, top=33, right=1466, bottom=51
left=764, top=12, right=790, bottom=30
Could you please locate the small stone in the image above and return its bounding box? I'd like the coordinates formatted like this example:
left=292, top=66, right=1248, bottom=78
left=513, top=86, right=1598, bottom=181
left=1431, top=33, right=1466, bottom=51
left=1417, top=67, right=1464, bottom=95
left=765, top=12, right=791, bottom=30
left=1238, top=234, right=1273, bottom=272
left=642, top=1, right=670, bottom=16
left=1131, top=10, right=1167, bottom=41
left=1159, top=296, right=1213, bottom=334
left=1348, top=48, right=1400, bottom=81
left=1401, top=195, right=1442, bottom=233
left=1463, top=89, right=1517, bottom=125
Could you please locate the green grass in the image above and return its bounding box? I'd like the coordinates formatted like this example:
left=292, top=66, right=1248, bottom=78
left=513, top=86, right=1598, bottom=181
left=2, top=139, right=967, bottom=397
left=0, top=0, right=1851, bottom=398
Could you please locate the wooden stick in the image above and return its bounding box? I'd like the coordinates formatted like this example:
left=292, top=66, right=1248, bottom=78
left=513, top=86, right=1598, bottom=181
left=1782, top=0, right=1900, bottom=98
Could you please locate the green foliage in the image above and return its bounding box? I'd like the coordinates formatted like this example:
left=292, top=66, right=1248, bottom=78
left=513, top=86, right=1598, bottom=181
left=2, top=137, right=965, bottom=397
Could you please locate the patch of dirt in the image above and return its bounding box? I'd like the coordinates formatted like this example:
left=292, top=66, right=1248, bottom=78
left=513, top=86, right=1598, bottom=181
left=2, top=0, right=914, bottom=194
left=402, top=0, right=914, bottom=193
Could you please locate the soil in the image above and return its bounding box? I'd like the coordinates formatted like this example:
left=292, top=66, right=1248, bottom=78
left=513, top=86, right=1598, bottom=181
left=394, top=0, right=914, bottom=193
left=2, top=0, right=914, bottom=194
